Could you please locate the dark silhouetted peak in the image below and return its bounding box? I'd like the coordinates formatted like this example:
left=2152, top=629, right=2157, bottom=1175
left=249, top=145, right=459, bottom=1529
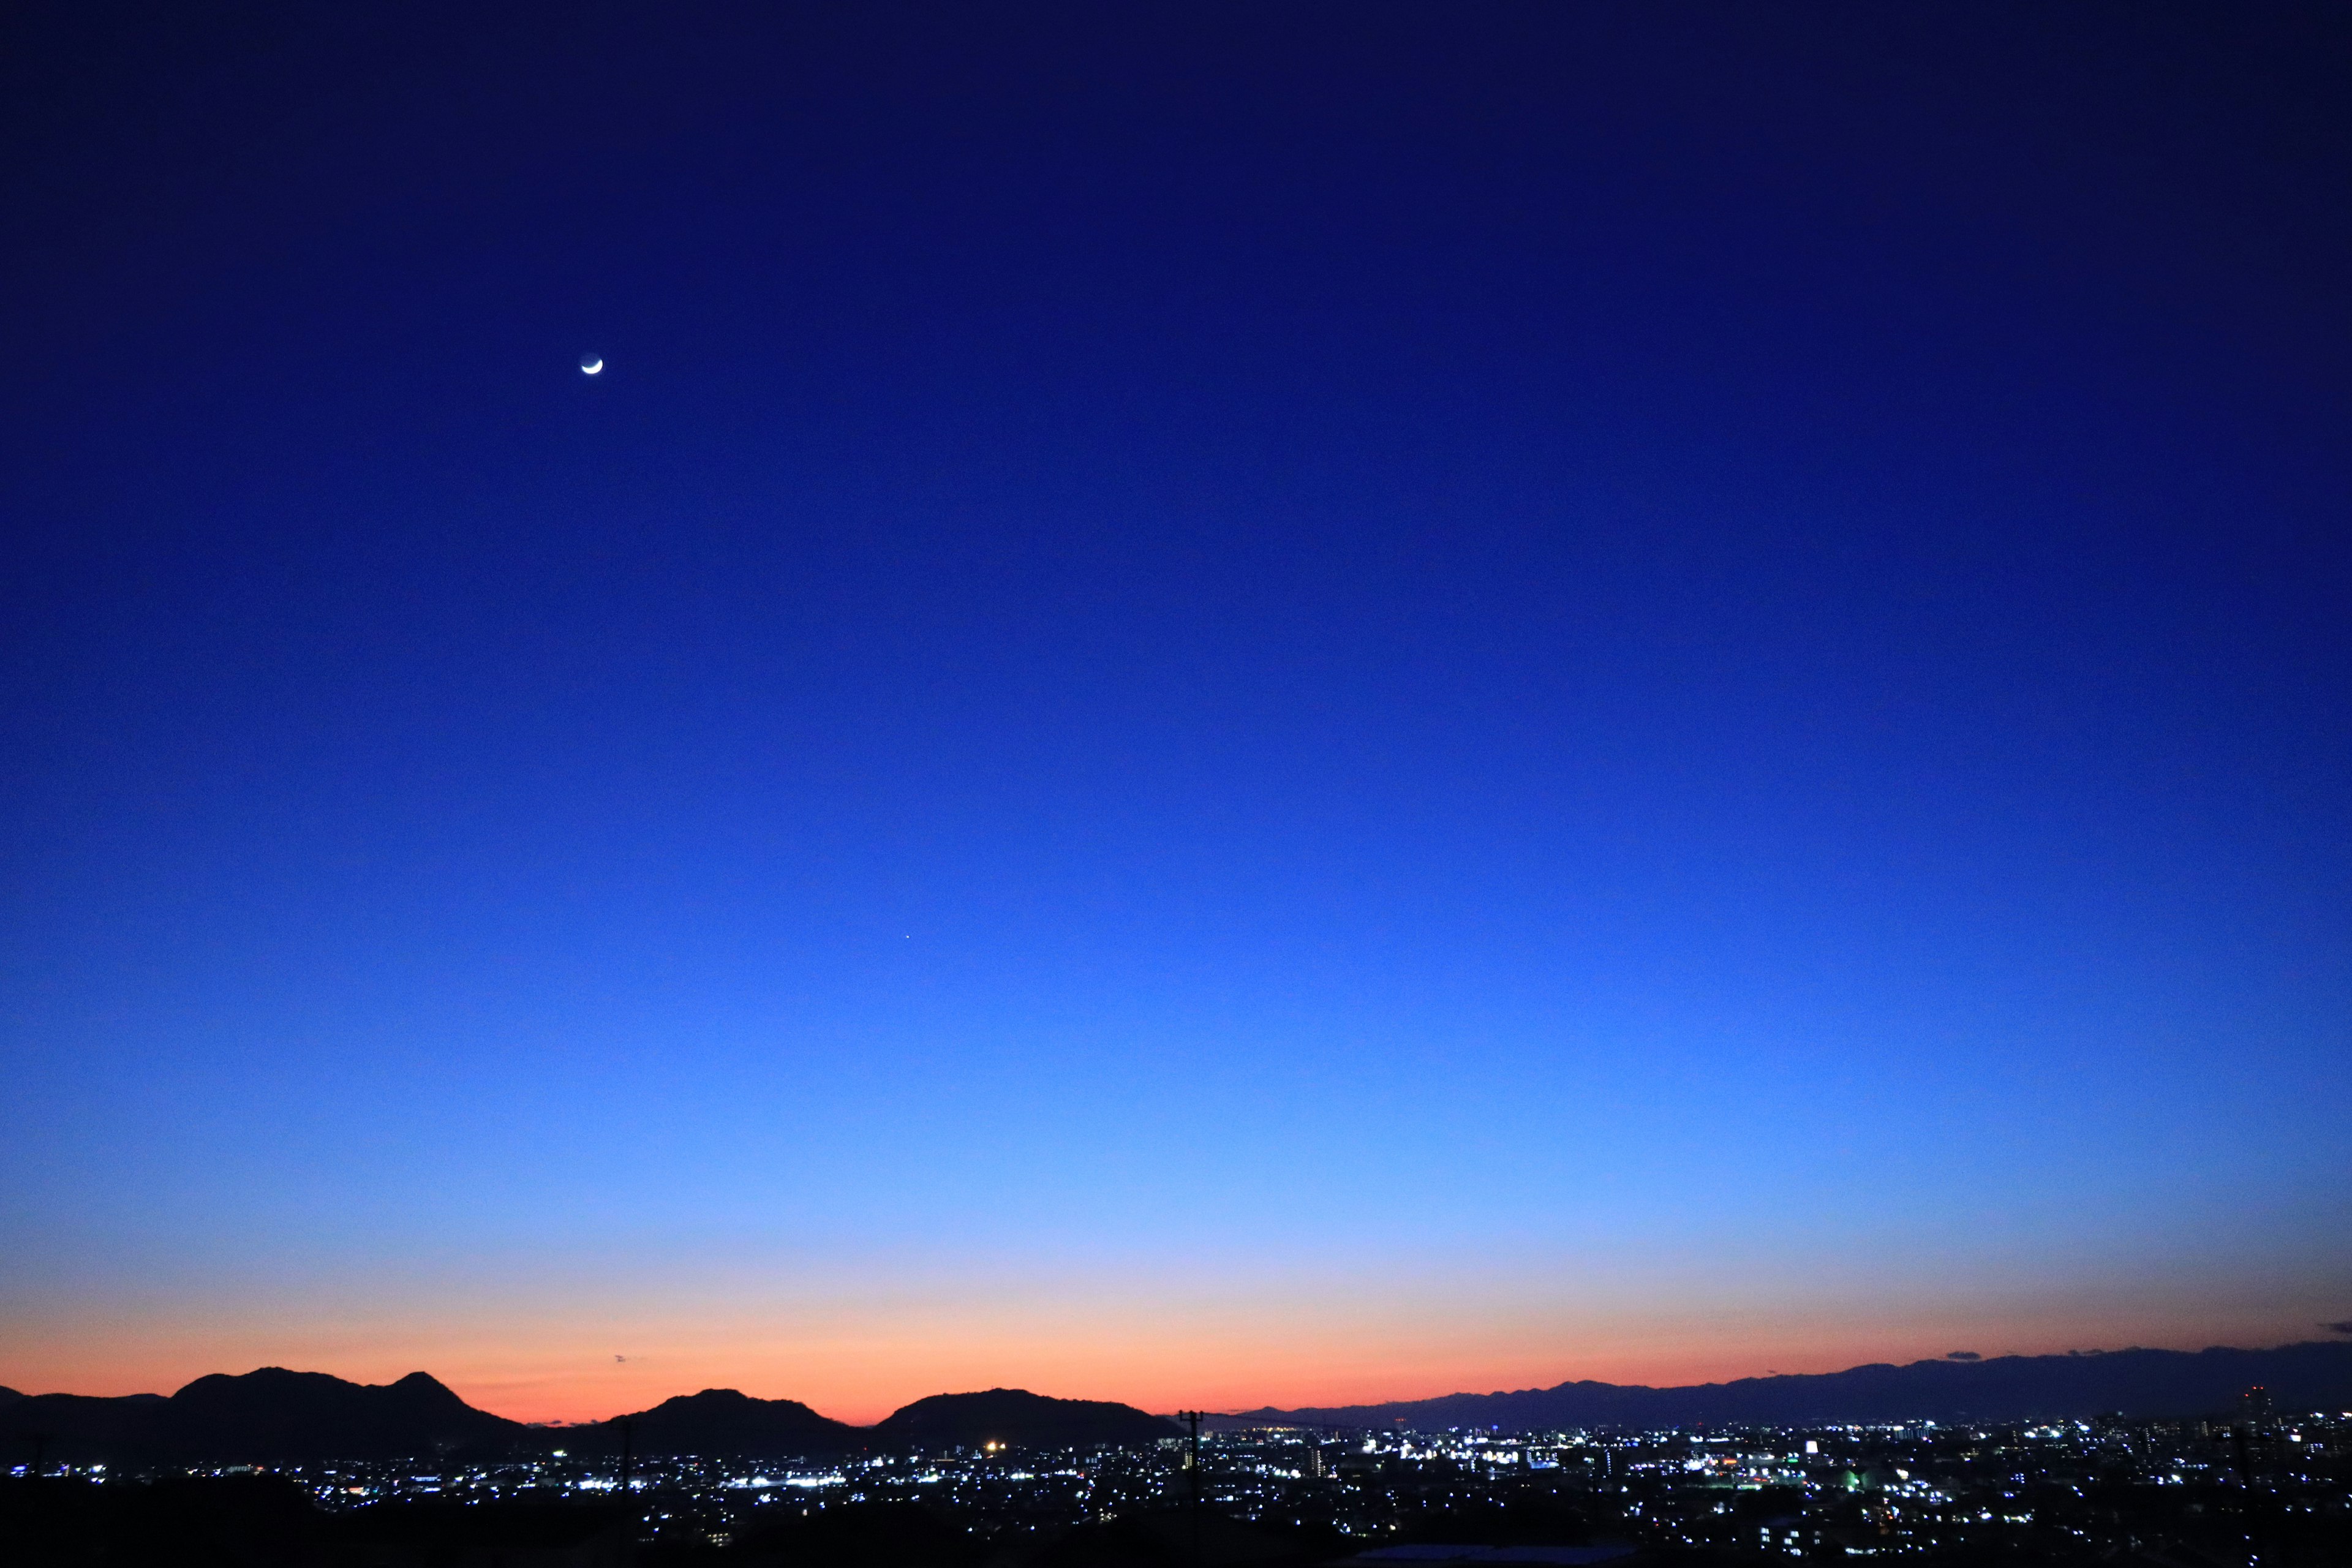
left=579, top=1387, right=858, bottom=1458
left=389, top=1370, right=464, bottom=1398
left=646, top=1387, right=761, bottom=1413
left=152, top=1366, right=527, bottom=1462
left=6, top=1368, right=530, bottom=1468
left=172, top=1366, right=316, bottom=1403
left=1235, top=1340, right=2352, bottom=1429
left=872, top=1388, right=1180, bottom=1451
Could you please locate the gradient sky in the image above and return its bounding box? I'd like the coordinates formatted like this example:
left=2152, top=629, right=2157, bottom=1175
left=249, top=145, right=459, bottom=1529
left=4, top=2, right=2349, bottom=1425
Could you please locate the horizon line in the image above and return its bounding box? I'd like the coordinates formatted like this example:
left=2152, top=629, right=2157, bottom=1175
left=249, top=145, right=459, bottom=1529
left=12, top=1333, right=2345, bottom=1425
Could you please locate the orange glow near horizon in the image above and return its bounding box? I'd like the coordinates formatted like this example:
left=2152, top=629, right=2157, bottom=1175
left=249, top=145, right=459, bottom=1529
left=4, top=1282, right=2339, bottom=1427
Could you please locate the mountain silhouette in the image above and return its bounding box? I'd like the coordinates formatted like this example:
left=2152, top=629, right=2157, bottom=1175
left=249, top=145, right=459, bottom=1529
left=870, top=1389, right=1181, bottom=1451
left=5, top=1368, right=529, bottom=1468
left=7, top=1373, right=1172, bottom=1467
left=15, top=1341, right=2342, bottom=1470
left=1234, top=1340, right=2352, bottom=1430
left=168, top=1368, right=519, bottom=1460
left=566, top=1388, right=859, bottom=1458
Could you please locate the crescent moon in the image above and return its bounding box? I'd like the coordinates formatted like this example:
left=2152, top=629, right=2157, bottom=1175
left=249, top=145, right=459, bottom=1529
left=580, top=356, right=603, bottom=375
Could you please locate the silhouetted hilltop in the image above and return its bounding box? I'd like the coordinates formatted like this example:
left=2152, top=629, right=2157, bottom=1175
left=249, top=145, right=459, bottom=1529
left=871, top=1389, right=1181, bottom=1451
left=574, top=1387, right=860, bottom=1458
left=21, top=1341, right=2335, bottom=1471
left=172, top=1367, right=521, bottom=1459
left=1235, top=1341, right=2352, bottom=1430
left=7, top=1370, right=1177, bottom=1468
left=5, top=1366, right=530, bottom=1468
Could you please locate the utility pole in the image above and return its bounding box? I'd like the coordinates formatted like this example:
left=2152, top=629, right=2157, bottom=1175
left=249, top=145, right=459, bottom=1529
left=619, top=1416, right=635, bottom=1499
left=1178, top=1411, right=1204, bottom=1568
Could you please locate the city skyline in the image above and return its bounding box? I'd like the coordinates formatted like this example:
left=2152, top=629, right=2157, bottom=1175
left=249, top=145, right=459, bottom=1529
left=25, top=1389, right=2344, bottom=1562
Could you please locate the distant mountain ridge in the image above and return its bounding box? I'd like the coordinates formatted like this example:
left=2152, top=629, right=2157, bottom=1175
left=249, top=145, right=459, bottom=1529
left=13, top=1341, right=2347, bottom=1469
left=558, top=1389, right=859, bottom=1457
left=565, top=1386, right=1178, bottom=1457
left=2, top=1370, right=1172, bottom=1468
left=1231, top=1341, right=2352, bottom=1430
left=170, top=1368, right=519, bottom=1459
left=2, top=1368, right=524, bottom=1468
left=872, top=1389, right=1180, bottom=1450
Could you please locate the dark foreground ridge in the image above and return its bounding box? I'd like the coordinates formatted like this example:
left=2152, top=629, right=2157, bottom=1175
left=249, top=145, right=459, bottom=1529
left=0, top=1483, right=1363, bottom=1568
left=1233, top=1340, right=2352, bottom=1430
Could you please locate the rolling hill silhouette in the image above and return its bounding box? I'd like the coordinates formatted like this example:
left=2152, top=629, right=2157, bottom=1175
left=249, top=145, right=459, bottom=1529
left=13, top=1341, right=2346, bottom=1469
left=168, top=1368, right=518, bottom=1459
left=1232, top=1341, right=2352, bottom=1430
left=559, top=1388, right=859, bottom=1457
left=4, top=1368, right=526, bottom=1468
left=5, top=1371, right=1173, bottom=1467
left=870, top=1389, right=1182, bottom=1451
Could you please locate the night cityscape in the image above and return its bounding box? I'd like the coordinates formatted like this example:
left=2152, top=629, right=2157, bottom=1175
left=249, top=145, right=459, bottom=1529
left=6, top=2, right=2350, bottom=1566
left=10, top=1387, right=2352, bottom=1564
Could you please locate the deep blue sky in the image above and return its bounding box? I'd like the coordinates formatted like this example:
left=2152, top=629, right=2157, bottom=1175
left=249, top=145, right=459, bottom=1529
left=4, top=3, right=2348, bottom=1418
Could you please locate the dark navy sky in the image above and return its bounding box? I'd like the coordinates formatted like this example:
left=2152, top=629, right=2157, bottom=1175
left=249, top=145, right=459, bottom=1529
left=4, top=3, right=2348, bottom=1418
